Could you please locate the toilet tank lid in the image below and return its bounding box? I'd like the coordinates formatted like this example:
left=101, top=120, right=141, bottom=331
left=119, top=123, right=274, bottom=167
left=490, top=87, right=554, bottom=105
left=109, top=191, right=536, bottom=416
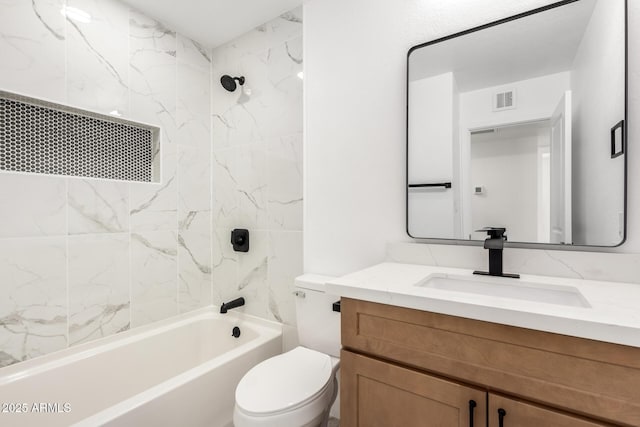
left=235, top=347, right=333, bottom=415
left=294, top=274, right=336, bottom=292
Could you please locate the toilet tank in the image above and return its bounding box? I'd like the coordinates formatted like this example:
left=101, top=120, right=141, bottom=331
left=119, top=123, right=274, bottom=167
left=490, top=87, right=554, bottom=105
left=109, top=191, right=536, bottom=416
left=294, top=275, right=341, bottom=358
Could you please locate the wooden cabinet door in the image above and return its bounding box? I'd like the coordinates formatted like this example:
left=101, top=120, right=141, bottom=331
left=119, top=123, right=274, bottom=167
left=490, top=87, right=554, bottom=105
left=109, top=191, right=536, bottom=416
left=488, top=394, right=612, bottom=427
left=341, top=350, right=487, bottom=427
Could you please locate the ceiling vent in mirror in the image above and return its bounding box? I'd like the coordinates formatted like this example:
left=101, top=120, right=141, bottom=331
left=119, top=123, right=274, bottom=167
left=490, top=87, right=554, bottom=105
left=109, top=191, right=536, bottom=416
left=493, top=89, right=516, bottom=111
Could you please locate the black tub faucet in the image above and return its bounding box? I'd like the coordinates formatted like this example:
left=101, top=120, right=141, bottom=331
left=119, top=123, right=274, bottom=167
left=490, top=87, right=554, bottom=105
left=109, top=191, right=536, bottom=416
left=220, top=297, right=245, bottom=313
left=473, top=227, right=520, bottom=279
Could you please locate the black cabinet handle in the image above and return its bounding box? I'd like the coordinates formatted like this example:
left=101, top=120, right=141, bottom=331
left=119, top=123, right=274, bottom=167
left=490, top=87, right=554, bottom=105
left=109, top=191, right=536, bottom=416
left=498, top=408, right=507, bottom=427
left=468, top=400, right=477, bottom=427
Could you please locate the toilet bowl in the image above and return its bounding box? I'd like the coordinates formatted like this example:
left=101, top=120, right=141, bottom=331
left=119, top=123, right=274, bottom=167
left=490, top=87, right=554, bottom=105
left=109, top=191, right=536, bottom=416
left=234, top=347, right=339, bottom=427
left=233, top=275, right=340, bottom=427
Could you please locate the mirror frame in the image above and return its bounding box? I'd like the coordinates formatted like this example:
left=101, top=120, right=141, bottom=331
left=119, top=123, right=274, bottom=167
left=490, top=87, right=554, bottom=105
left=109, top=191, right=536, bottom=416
left=405, top=0, right=628, bottom=250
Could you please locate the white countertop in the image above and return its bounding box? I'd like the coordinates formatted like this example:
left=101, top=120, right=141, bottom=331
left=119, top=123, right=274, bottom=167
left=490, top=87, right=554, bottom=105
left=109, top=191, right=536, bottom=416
left=325, top=262, right=640, bottom=348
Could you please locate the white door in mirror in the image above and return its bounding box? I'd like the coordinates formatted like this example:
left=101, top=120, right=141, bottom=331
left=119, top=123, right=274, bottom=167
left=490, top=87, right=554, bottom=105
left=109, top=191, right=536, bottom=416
left=550, top=91, right=572, bottom=245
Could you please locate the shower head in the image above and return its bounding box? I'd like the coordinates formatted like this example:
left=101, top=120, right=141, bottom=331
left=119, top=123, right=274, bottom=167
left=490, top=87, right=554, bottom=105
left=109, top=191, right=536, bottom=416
left=220, top=75, right=245, bottom=92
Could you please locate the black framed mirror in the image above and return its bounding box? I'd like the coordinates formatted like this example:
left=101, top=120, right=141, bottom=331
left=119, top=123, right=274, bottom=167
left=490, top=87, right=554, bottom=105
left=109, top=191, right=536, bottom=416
left=406, top=0, right=627, bottom=247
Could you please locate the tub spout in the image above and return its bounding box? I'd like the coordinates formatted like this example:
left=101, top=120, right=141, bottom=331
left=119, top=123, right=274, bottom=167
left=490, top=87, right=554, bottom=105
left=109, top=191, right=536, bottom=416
left=220, top=297, right=245, bottom=314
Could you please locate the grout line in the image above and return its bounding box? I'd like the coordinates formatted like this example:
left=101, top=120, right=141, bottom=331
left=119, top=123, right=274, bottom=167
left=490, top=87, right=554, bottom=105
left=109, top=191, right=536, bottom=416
left=63, top=0, right=70, bottom=350
left=175, top=32, right=181, bottom=316
left=127, top=5, right=131, bottom=118
left=65, top=177, right=70, bottom=349
left=125, top=4, right=133, bottom=332
left=63, top=0, right=68, bottom=105
left=128, top=223, right=133, bottom=330
left=212, top=49, right=215, bottom=305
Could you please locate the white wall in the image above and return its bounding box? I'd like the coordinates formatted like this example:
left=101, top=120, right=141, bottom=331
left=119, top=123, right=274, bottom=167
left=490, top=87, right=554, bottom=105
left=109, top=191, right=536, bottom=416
left=470, top=132, right=541, bottom=242
left=408, top=72, right=456, bottom=238
left=571, top=0, right=626, bottom=246
left=304, top=0, right=640, bottom=278
left=458, top=72, right=570, bottom=238
left=409, top=73, right=456, bottom=183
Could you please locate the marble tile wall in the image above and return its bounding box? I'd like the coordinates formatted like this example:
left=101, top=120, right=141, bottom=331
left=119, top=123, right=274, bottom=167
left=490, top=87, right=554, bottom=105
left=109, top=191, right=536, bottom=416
left=211, top=9, right=303, bottom=328
left=0, top=0, right=212, bottom=367
left=387, top=242, right=640, bottom=284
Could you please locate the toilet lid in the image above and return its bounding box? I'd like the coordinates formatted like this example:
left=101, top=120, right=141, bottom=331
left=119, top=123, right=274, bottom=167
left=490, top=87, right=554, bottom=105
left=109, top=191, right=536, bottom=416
left=235, top=347, right=333, bottom=415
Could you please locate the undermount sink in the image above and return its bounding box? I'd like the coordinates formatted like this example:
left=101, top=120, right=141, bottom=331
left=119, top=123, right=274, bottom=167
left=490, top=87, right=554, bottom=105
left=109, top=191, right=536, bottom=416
left=416, top=274, right=591, bottom=308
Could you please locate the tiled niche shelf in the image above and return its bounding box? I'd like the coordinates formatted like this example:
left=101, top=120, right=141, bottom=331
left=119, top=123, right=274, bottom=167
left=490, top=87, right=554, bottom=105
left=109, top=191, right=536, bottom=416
left=0, top=90, right=160, bottom=183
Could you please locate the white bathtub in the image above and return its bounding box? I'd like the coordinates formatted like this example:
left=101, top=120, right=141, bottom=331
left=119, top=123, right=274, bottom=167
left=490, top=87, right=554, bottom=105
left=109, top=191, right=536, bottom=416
left=0, top=308, right=282, bottom=427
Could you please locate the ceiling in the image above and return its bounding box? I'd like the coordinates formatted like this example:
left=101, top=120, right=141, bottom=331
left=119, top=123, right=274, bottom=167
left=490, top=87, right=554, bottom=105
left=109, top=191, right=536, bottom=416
left=471, top=120, right=551, bottom=144
left=409, top=0, right=598, bottom=92
left=120, top=0, right=304, bottom=48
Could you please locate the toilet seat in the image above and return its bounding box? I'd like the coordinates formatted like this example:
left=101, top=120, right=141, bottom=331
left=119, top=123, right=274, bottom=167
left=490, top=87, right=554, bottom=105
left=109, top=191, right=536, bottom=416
left=235, top=347, right=333, bottom=416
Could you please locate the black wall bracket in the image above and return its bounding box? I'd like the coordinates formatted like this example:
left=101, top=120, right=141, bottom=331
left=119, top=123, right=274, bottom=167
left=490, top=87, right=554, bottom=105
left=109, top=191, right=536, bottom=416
left=611, top=120, right=625, bottom=158
left=231, top=229, right=249, bottom=252
left=332, top=300, right=341, bottom=312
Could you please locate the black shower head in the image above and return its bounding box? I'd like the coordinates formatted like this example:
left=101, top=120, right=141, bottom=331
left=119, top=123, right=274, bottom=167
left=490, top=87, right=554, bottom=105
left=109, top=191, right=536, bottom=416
left=220, top=75, right=245, bottom=92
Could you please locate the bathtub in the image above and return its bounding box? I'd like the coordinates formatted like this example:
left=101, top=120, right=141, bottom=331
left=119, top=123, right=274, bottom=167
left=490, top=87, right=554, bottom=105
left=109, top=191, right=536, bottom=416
left=0, top=308, right=282, bottom=427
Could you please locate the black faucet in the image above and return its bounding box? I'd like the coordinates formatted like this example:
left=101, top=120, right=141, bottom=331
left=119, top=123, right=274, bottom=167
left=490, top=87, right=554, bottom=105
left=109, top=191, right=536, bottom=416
left=473, top=227, right=520, bottom=279
left=220, top=297, right=245, bottom=313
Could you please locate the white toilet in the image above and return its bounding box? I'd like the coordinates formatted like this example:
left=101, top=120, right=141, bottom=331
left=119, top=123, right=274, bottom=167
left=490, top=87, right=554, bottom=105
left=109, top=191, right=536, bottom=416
left=233, top=275, right=340, bottom=427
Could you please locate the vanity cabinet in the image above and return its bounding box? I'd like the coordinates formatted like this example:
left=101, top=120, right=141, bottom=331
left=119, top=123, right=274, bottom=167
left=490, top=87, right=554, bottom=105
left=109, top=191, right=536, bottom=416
left=486, top=394, right=607, bottom=427
left=341, top=350, right=486, bottom=427
left=340, top=298, right=640, bottom=427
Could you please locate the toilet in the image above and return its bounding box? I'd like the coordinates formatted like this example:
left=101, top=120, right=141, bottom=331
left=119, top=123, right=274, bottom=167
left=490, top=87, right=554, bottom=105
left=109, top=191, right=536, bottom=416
left=234, top=275, right=340, bottom=427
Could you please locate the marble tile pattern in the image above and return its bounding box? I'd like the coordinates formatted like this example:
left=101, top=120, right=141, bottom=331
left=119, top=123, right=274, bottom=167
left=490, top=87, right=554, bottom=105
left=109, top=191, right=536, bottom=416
left=66, top=0, right=130, bottom=115
left=0, top=0, right=66, bottom=102
left=178, top=230, right=212, bottom=314
left=0, top=0, right=212, bottom=367
left=128, top=8, right=179, bottom=232
left=68, top=179, right=129, bottom=234
left=68, top=234, right=130, bottom=345
left=211, top=8, right=303, bottom=325
left=131, top=231, right=178, bottom=327
left=386, top=242, right=640, bottom=284
left=0, top=2, right=303, bottom=368
left=267, top=231, right=304, bottom=325
left=0, top=238, right=67, bottom=367
left=0, top=174, right=66, bottom=238
left=177, top=145, right=211, bottom=232
left=177, top=34, right=211, bottom=149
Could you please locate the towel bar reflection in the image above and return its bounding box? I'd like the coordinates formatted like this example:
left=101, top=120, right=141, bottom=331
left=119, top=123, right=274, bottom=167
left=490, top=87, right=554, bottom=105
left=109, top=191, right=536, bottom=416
left=408, top=182, right=452, bottom=189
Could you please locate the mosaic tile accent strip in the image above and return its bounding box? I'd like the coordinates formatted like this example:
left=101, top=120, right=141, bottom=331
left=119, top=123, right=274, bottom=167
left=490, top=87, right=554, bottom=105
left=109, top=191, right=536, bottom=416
left=0, top=91, right=159, bottom=182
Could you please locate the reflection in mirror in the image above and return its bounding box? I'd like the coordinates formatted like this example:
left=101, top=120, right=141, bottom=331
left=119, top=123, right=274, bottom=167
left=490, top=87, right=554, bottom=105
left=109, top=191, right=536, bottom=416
left=407, top=0, right=626, bottom=247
